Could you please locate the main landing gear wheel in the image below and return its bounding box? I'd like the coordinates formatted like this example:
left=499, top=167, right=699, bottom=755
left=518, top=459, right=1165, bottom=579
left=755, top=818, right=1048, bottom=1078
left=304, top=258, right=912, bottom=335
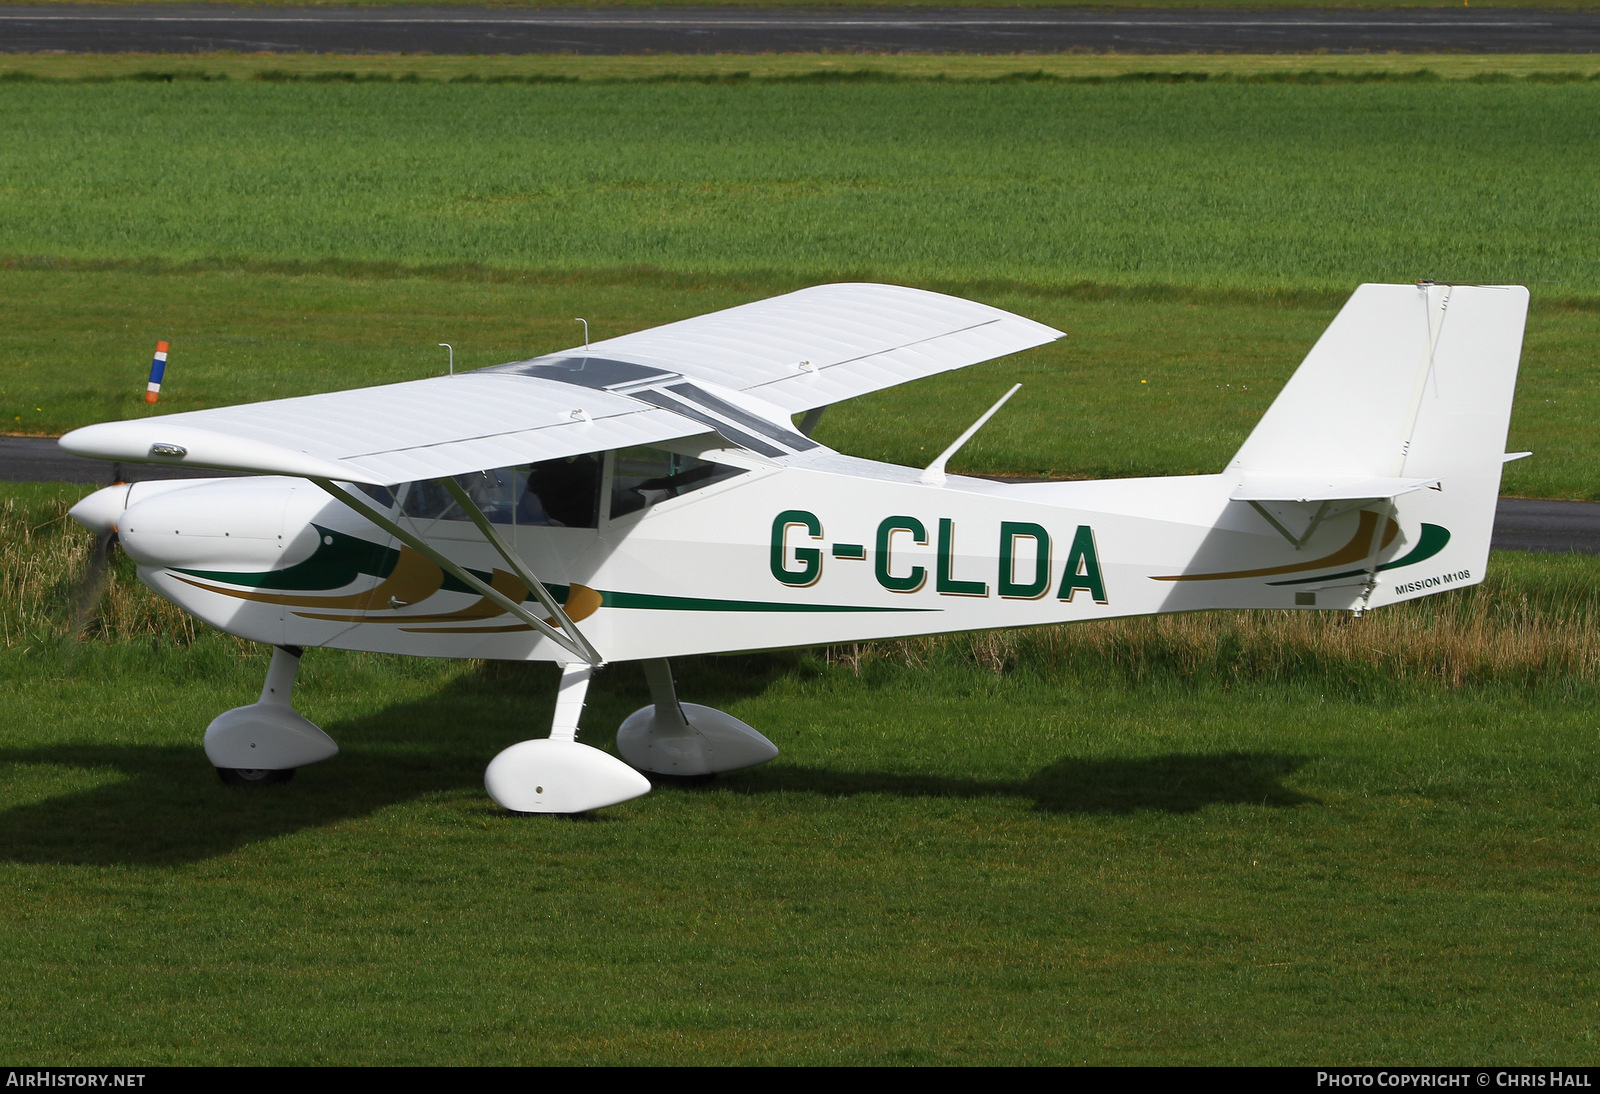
left=483, top=665, right=652, bottom=814
left=650, top=772, right=717, bottom=789
left=615, top=660, right=779, bottom=779
left=216, top=766, right=296, bottom=786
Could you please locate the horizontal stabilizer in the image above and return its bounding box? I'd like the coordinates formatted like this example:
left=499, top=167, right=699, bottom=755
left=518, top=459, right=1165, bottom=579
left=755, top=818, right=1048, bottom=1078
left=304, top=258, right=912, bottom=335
left=1232, top=475, right=1439, bottom=504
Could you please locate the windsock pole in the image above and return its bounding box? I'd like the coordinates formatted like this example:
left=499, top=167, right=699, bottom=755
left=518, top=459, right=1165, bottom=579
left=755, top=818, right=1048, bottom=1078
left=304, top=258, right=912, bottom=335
left=144, top=341, right=168, bottom=404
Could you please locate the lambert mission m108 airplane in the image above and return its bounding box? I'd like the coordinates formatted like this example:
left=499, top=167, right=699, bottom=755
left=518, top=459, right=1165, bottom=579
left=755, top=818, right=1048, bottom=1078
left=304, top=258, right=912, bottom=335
left=61, top=282, right=1528, bottom=814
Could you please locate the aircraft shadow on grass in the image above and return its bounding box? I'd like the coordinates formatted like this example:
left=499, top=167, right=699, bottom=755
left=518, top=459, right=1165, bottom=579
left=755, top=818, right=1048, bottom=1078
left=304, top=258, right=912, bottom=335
left=676, top=654, right=1318, bottom=816
left=723, top=752, right=1315, bottom=816
left=0, top=659, right=1314, bottom=866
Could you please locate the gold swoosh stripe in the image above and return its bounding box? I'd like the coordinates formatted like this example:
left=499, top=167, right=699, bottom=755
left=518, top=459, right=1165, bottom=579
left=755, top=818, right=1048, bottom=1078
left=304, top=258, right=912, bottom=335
left=172, top=546, right=445, bottom=610
left=294, top=568, right=529, bottom=623
left=398, top=584, right=604, bottom=634
left=1151, top=511, right=1398, bottom=582
left=175, top=556, right=602, bottom=631
left=400, top=623, right=535, bottom=634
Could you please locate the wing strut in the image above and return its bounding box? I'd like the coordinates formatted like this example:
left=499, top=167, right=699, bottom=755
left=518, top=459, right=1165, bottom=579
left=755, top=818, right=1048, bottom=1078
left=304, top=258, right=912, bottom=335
left=311, top=478, right=602, bottom=665
left=436, top=476, right=602, bottom=663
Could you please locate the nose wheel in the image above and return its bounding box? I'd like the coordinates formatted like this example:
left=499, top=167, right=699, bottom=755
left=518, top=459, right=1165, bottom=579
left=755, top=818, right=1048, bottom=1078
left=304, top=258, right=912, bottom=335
left=217, top=766, right=296, bottom=786
left=204, top=646, right=338, bottom=783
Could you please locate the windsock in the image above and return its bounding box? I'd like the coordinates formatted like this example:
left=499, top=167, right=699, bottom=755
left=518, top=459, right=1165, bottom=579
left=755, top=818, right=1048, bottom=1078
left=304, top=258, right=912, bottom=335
left=144, top=341, right=168, bottom=404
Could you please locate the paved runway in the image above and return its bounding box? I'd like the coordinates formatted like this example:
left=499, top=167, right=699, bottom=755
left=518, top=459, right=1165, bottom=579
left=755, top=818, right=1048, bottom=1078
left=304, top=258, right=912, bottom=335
left=5, top=435, right=1595, bottom=554
left=2, top=6, right=1598, bottom=56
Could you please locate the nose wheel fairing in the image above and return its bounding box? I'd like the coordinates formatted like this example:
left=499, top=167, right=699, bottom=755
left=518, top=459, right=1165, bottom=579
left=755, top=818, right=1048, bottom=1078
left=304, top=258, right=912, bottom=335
left=205, top=646, right=339, bottom=779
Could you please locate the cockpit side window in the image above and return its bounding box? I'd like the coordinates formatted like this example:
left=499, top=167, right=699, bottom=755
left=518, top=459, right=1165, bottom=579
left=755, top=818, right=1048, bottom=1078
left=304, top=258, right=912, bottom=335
left=609, top=446, right=745, bottom=520
left=527, top=454, right=601, bottom=528
left=398, top=455, right=602, bottom=529
left=352, top=482, right=397, bottom=508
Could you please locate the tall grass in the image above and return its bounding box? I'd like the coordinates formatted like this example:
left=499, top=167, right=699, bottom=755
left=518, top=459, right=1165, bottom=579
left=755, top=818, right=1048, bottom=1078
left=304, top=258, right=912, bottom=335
left=835, top=563, right=1600, bottom=695
left=0, top=487, right=196, bottom=650
left=7, top=53, right=1600, bottom=86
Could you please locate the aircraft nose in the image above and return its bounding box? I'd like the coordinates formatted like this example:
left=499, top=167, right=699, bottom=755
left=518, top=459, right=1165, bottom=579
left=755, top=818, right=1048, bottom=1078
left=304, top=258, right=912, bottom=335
left=69, top=484, right=132, bottom=537
left=116, top=476, right=317, bottom=573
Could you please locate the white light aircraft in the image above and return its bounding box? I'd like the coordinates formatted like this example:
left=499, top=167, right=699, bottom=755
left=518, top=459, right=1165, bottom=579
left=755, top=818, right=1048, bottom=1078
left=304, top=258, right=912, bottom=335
left=61, top=282, right=1528, bottom=813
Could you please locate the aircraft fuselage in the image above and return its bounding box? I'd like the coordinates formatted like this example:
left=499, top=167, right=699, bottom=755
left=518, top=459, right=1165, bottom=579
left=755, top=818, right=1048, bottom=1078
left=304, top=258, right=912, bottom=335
left=92, top=435, right=1480, bottom=665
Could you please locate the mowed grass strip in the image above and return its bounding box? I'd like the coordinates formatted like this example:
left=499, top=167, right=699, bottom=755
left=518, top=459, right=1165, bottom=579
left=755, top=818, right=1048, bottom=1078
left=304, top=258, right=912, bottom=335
left=1, top=80, right=1597, bottom=294
left=8, top=52, right=1600, bottom=83
left=2, top=267, right=1594, bottom=497
left=2, top=485, right=1599, bottom=1064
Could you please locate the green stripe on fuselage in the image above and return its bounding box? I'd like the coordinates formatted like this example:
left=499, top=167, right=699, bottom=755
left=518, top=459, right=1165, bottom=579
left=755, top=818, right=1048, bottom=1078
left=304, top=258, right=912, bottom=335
left=172, top=528, right=925, bottom=614
left=1267, top=523, right=1452, bottom=587
left=174, top=524, right=487, bottom=593
left=599, top=590, right=930, bottom=614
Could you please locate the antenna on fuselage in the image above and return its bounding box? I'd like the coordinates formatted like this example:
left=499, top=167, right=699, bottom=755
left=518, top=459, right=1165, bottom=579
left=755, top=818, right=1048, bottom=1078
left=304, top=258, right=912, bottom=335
left=919, top=383, right=1022, bottom=487
left=575, top=318, right=589, bottom=352
left=438, top=343, right=454, bottom=376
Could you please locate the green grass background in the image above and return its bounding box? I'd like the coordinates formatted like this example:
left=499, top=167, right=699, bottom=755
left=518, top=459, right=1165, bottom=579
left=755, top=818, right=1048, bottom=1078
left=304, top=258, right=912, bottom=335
left=4, top=79, right=1598, bottom=293
left=2, top=71, right=1598, bottom=493
left=6, top=653, right=1599, bottom=1064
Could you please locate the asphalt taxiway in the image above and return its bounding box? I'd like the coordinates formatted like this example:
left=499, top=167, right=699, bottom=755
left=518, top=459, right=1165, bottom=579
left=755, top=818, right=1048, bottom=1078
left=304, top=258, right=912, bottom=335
left=2, top=6, right=1598, bottom=56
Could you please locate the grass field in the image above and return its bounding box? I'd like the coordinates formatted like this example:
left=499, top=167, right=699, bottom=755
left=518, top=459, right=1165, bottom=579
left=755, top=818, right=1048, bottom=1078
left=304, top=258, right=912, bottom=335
left=3, top=484, right=1599, bottom=1064
left=4, top=78, right=1598, bottom=294
left=3, top=54, right=1599, bottom=1064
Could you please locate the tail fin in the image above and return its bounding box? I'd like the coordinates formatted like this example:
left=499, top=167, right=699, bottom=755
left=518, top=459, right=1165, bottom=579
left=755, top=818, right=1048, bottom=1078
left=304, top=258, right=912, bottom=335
left=1229, top=283, right=1528, bottom=607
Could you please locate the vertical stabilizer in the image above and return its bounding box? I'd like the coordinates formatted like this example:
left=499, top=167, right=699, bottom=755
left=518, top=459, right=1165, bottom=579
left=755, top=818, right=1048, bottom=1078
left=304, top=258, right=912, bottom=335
left=1229, top=283, right=1528, bottom=607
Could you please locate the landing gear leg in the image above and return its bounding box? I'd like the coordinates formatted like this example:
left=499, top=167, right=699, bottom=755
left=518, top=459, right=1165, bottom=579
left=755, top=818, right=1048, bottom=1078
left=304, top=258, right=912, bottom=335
left=206, top=645, right=338, bottom=785
left=484, top=663, right=652, bottom=814
left=616, top=659, right=778, bottom=778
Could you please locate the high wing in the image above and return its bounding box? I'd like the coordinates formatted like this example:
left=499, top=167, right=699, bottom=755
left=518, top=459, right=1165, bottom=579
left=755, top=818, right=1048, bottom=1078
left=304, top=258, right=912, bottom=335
left=60, top=283, right=1063, bottom=483
left=575, top=281, right=1063, bottom=413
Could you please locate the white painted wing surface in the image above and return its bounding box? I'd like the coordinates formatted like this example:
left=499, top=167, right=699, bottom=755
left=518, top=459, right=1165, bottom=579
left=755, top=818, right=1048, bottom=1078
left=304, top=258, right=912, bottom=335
left=574, top=283, right=1065, bottom=412
left=60, top=283, right=1062, bottom=482
left=60, top=373, right=708, bottom=484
